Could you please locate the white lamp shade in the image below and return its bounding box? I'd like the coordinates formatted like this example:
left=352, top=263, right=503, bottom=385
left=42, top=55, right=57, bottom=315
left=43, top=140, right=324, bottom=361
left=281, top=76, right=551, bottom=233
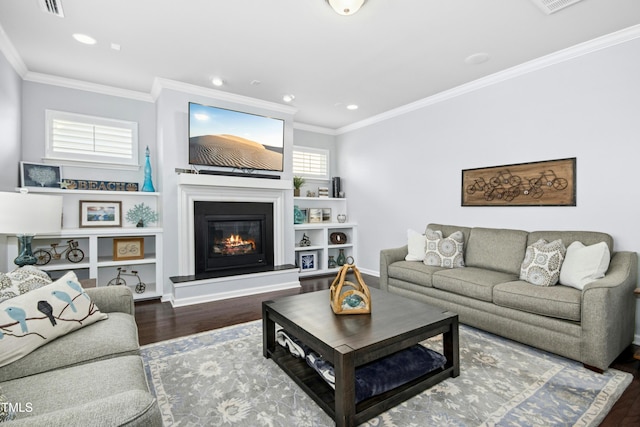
left=0, top=192, right=63, bottom=235
left=327, top=0, right=366, bottom=15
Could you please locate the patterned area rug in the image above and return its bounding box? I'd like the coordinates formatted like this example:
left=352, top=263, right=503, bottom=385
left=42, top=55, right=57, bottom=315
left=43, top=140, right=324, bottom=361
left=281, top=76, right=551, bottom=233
left=140, top=321, right=631, bottom=426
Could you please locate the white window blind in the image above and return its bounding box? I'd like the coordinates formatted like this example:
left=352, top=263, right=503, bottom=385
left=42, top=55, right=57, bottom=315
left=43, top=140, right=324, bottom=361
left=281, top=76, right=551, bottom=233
left=292, top=147, right=329, bottom=179
left=46, top=110, right=138, bottom=166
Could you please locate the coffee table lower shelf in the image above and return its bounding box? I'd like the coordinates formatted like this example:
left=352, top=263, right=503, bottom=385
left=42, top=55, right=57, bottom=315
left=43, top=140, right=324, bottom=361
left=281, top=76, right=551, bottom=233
left=266, top=345, right=456, bottom=425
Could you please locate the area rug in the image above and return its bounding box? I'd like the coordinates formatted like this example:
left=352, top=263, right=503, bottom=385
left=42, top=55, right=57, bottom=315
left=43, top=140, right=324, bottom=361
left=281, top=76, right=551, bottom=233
left=140, top=321, right=631, bottom=426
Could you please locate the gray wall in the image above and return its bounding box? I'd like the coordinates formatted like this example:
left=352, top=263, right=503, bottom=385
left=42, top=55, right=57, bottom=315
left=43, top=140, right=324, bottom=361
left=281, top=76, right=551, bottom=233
left=335, top=37, right=640, bottom=338
left=21, top=82, right=156, bottom=185
left=0, top=50, right=21, bottom=270
left=292, top=127, right=337, bottom=196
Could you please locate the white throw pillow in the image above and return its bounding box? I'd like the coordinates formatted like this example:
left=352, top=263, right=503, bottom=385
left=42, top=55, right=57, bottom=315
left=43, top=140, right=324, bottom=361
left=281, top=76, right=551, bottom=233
left=423, top=229, right=465, bottom=269
left=559, top=241, right=610, bottom=290
left=520, top=239, right=566, bottom=286
left=0, top=271, right=107, bottom=368
left=405, top=229, right=427, bottom=261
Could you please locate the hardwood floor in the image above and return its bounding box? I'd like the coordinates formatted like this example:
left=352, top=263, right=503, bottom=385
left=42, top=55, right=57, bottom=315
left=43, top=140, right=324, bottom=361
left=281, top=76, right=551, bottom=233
left=135, top=273, right=640, bottom=426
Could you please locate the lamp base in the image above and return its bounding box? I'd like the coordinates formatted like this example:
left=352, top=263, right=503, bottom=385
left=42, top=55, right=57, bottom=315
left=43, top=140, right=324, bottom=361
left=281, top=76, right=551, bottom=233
left=14, top=234, right=37, bottom=267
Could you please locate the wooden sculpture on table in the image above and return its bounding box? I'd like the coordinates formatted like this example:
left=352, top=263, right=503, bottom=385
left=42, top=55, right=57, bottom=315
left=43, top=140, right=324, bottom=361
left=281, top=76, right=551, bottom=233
left=330, top=263, right=371, bottom=315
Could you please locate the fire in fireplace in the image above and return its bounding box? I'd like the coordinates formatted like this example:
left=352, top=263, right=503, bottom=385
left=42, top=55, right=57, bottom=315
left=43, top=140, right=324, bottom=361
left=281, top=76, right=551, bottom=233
left=194, top=201, right=274, bottom=275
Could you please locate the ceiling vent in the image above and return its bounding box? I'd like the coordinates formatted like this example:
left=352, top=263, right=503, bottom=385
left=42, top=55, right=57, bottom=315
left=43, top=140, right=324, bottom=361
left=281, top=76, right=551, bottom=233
left=39, top=0, right=64, bottom=17
left=530, top=0, right=584, bottom=14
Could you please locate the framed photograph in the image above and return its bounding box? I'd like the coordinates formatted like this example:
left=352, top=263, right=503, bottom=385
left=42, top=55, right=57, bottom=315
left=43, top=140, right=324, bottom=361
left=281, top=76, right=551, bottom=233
left=79, top=201, right=122, bottom=227
left=322, top=208, right=332, bottom=222
left=113, top=237, right=145, bottom=261
left=462, top=157, right=576, bottom=207
left=20, top=162, right=61, bottom=188
left=298, top=251, right=318, bottom=272
left=309, top=208, right=323, bottom=223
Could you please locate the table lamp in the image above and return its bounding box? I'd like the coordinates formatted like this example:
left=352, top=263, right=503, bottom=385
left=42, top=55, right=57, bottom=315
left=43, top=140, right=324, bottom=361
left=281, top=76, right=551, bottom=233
left=0, top=190, right=63, bottom=267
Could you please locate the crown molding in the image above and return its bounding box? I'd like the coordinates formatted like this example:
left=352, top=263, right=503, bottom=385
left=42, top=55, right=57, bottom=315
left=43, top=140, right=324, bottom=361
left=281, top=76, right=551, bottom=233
left=293, top=122, right=337, bottom=135
left=0, top=24, right=27, bottom=77
left=151, top=77, right=298, bottom=116
left=336, top=24, right=640, bottom=135
left=23, top=72, right=154, bottom=102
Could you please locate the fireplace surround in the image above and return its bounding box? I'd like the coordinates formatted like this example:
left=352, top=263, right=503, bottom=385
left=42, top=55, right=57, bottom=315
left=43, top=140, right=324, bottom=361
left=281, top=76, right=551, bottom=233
left=172, top=173, right=299, bottom=307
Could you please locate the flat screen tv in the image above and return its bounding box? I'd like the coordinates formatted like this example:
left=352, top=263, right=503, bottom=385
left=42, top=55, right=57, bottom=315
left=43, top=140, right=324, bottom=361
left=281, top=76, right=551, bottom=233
left=189, top=102, right=285, bottom=172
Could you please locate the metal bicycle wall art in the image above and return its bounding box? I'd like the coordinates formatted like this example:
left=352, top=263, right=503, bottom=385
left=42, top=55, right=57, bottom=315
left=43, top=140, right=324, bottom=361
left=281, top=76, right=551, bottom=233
left=461, top=158, right=576, bottom=206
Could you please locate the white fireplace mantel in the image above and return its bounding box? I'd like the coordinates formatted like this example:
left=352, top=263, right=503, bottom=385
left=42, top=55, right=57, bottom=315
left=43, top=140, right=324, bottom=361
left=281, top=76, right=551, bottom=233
left=173, top=173, right=298, bottom=306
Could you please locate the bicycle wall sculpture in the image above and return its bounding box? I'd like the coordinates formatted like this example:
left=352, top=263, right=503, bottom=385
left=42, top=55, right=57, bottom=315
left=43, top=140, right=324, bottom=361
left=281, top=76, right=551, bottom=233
left=461, top=158, right=576, bottom=206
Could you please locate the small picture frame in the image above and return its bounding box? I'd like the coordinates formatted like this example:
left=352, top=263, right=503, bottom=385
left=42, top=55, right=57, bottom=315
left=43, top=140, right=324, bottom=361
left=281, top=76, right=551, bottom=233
left=20, top=162, right=62, bottom=188
left=309, top=208, right=323, bottom=223
left=113, top=237, right=145, bottom=261
left=298, top=251, right=318, bottom=272
left=322, top=208, right=332, bottom=222
left=299, top=208, right=309, bottom=223
left=79, top=200, right=122, bottom=228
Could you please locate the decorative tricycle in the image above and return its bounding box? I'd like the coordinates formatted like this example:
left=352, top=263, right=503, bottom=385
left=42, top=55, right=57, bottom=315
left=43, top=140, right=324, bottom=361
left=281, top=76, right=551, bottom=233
left=107, top=267, right=146, bottom=294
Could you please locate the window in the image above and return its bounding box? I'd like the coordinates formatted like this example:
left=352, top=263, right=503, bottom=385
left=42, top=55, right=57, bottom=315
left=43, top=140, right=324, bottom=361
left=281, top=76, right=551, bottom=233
left=45, top=110, right=138, bottom=167
left=292, top=146, right=329, bottom=180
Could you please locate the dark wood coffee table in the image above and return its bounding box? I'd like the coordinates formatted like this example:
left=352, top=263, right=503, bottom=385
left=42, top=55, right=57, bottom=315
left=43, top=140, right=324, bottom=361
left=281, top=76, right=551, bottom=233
left=263, top=287, right=459, bottom=427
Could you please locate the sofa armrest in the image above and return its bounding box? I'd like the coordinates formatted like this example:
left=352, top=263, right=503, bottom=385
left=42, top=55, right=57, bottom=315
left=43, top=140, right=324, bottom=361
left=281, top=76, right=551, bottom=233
left=379, top=245, right=409, bottom=291
left=85, top=286, right=135, bottom=315
left=581, top=251, right=638, bottom=370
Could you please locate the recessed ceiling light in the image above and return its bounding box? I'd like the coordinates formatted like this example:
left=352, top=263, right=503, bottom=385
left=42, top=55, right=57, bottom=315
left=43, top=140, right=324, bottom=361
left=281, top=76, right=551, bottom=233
left=72, top=33, right=96, bottom=45
left=110, top=43, right=121, bottom=51
left=465, top=52, right=490, bottom=65
left=211, top=77, right=224, bottom=87
left=346, top=104, right=359, bottom=110
left=283, top=94, right=295, bottom=103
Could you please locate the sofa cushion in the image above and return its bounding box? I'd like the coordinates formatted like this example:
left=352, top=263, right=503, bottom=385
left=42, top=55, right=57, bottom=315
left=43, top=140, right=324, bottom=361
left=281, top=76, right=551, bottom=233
left=0, top=311, right=139, bottom=383
left=465, top=227, right=528, bottom=275
left=0, top=271, right=108, bottom=369
left=432, top=267, right=518, bottom=302
left=527, top=230, right=613, bottom=253
left=493, top=281, right=582, bottom=322
left=559, top=241, right=610, bottom=290
left=0, top=266, right=52, bottom=304
left=388, top=261, right=441, bottom=288
left=423, top=229, right=465, bottom=268
left=1, top=355, right=160, bottom=426
left=405, top=229, right=426, bottom=261
left=520, top=239, right=566, bottom=286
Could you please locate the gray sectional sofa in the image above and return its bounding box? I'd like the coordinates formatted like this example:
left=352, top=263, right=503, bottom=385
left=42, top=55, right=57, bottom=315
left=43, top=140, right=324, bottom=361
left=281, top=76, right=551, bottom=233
left=0, top=286, right=161, bottom=426
left=380, top=223, right=638, bottom=372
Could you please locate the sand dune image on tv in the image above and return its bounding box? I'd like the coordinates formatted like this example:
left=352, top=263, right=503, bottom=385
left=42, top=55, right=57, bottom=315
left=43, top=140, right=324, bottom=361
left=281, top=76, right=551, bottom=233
left=189, top=134, right=283, bottom=171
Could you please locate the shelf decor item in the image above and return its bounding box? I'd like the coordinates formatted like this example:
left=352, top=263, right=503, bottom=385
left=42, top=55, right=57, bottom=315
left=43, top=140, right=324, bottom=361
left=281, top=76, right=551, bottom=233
left=293, top=176, right=305, bottom=197
left=113, top=237, right=145, bottom=261
left=294, top=205, right=306, bottom=224
left=299, top=233, right=311, bottom=247
left=79, top=201, right=122, bottom=228
left=20, top=162, right=61, bottom=188
left=337, top=248, right=347, bottom=266
left=330, top=263, right=371, bottom=315
left=126, top=203, right=158, bottom=227
left=141, top=146, right=156, bottom=192
left=337, top=214, right=347, bottom=223
left=298, top=251, right=318, bottom=272
left=330, top=232, right=347, bottom=244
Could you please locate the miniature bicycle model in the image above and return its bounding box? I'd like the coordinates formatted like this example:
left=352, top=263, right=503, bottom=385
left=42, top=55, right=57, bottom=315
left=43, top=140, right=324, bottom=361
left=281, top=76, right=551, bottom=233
left=107, top=267, right=146, bottom=294
left=34, top=239, right=85, bottom=265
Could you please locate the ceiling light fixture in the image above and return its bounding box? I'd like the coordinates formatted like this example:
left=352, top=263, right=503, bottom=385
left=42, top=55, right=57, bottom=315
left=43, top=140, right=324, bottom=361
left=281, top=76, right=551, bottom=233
left=346, top=104, right=359, bottom=110
left=283, top=94, right=295, bottom=103
left=72, top=33, right=96, bottom=45
left=211, top=77, right=224, bottom=87
left=326, top=0, right=367, bottom=16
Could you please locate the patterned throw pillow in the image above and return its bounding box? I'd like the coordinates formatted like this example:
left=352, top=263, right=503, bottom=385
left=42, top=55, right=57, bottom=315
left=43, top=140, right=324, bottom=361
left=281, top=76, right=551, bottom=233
left=423, top=229, right=465, bottom=269
left=520, top=239, right=566, bottom=286
left=0, top=266, right=52, bottom=304
left=0, top=271, right=107, bottom=368
left=0, top=390, right=16, bottom=422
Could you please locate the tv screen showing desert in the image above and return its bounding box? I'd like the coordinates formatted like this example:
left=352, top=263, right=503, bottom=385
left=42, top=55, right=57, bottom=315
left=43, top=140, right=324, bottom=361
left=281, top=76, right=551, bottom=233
left=189, top=104, right=284, bottom=171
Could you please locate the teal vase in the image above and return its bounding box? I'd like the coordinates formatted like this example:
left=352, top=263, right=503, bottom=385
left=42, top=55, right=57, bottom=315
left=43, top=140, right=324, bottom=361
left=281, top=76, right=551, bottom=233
left=142, top=146, right=156, bottom=192
left=337, top=249, right=346, bottom=266
left=294, top=205, right=305, bottom=224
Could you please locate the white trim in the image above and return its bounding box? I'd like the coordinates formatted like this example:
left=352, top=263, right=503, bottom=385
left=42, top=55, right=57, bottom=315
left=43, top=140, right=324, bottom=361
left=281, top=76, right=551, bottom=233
left=23, top=72, right=153, bottom=102
left=293, top=122, right=337, bottom=135
left=0, top=25, right=27, bottom=76
left=336, top=24, right=640, bottom=134
left=152, top=77, right=298, bottom=116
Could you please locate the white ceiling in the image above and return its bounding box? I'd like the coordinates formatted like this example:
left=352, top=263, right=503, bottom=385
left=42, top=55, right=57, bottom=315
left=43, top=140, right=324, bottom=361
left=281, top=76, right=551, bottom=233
left=0, top=0, right=639, bottom=130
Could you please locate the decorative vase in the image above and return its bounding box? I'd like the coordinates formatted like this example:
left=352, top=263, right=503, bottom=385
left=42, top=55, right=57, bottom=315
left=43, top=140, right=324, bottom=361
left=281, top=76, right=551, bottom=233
left=141, top=146, right=156, bottom=192
left=294, top=205, right=306, bottom=224
left=328, top=255, right=337, bottom=269
left=337, top=248, right=346, bottom=266
left=337, top=214, right=347, bottom=223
